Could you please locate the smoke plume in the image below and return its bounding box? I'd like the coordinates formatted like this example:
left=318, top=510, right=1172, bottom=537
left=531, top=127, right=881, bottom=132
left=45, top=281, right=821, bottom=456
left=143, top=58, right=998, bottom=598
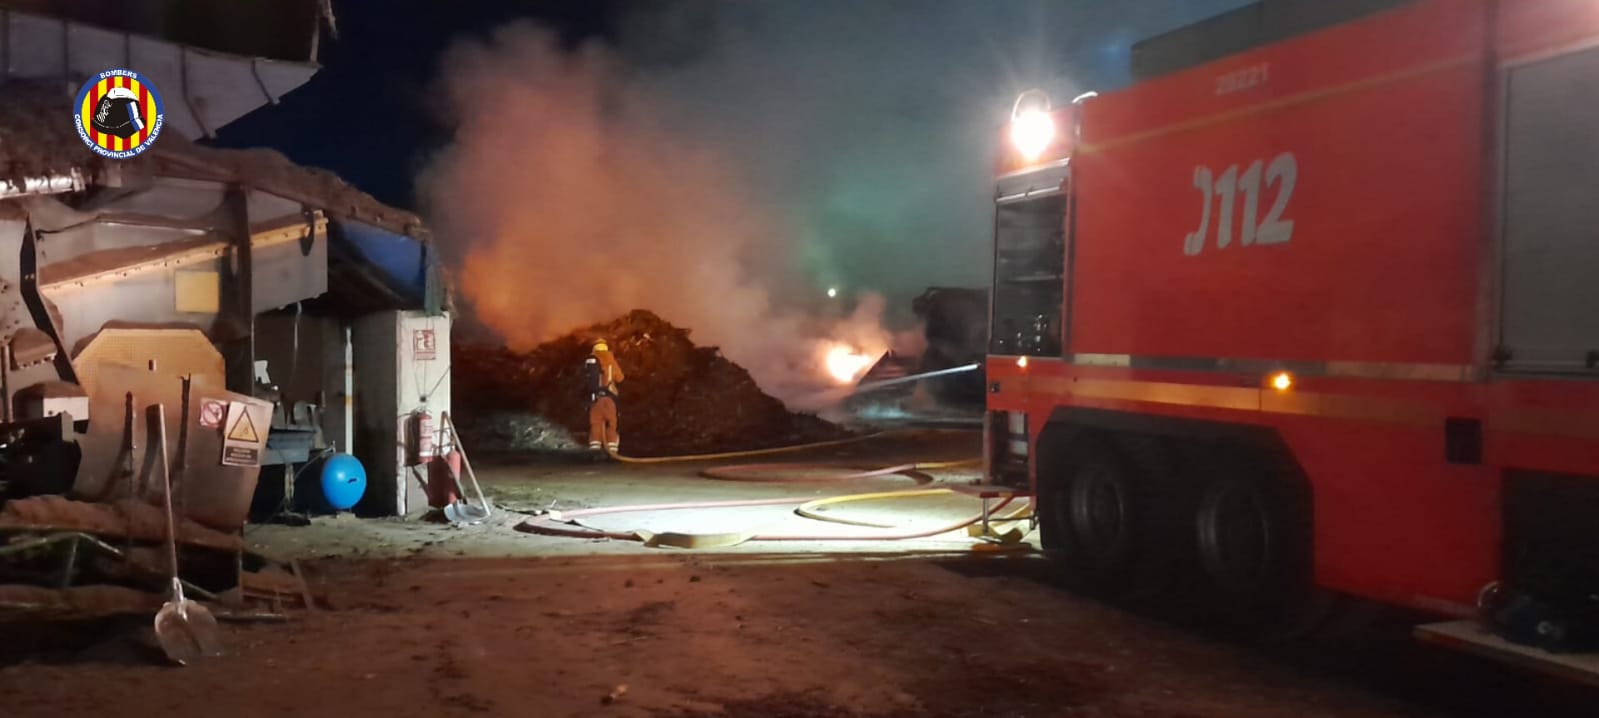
left=421, top=25, right=911, bottom=402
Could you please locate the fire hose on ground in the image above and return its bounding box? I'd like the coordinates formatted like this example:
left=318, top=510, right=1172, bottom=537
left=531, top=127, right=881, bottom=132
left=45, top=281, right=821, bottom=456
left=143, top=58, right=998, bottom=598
left=514, top=430, right=1033, bottom=549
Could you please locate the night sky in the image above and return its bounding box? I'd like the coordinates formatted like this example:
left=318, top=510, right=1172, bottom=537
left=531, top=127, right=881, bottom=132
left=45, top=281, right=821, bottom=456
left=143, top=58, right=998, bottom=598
left=218, top=0, right=623, bottom=208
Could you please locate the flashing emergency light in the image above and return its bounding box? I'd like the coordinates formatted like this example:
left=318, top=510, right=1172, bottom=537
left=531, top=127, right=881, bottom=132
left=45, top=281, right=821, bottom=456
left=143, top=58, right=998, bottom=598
left=1009, top=89, right=1056, bottom=162
left=1017, top=356, right=1029, bottom=369
left=1270, top=371, right=1294, bottom=392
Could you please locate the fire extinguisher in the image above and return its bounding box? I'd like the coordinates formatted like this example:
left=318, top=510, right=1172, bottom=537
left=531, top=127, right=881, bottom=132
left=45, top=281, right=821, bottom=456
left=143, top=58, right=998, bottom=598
left=406, top=410, right=434, bottom=466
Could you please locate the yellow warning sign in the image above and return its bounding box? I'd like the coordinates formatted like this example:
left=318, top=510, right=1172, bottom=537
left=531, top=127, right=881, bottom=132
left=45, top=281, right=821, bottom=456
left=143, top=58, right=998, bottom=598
left=220, top=399, right=271, bottom=467
left=226, top=405, right=260, bottom=443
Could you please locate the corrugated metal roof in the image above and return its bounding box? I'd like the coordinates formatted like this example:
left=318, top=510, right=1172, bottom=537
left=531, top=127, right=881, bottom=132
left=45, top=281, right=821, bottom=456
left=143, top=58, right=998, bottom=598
left=0, top=81, right=427, bottom=240
left=0, top=7, right=321, bottom=139
left=0, top=0, right=326, bottom=63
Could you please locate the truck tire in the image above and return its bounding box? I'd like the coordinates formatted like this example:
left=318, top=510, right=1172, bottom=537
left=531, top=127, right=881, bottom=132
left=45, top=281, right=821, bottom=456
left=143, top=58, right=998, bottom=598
left=1192, top=458, right=1312, bottom=631
left=1039, top=438, right=1146, bottom=595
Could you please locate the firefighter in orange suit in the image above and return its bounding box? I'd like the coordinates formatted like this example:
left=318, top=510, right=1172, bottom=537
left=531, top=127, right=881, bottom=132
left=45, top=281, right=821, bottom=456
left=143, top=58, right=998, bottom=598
left=583, top=338, right=626, bottom=454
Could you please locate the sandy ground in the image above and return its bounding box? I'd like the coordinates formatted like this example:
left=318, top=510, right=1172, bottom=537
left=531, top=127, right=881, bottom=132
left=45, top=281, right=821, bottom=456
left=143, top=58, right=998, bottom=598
left=1, top=431, right=1594, bottom=717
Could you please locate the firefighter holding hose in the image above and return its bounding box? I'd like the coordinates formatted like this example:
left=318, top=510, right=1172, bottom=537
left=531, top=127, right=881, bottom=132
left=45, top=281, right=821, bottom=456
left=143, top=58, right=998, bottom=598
left=583, top=338, right=625, bottom=456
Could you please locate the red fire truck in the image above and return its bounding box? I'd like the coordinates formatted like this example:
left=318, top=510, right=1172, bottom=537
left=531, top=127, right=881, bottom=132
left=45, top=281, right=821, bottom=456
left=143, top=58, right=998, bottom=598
left=986, top=0, right=1599, bottom=681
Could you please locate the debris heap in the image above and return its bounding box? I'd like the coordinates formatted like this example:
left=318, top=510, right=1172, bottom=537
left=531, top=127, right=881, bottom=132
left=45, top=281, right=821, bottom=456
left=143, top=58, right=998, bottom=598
left=454, top=311, right=849, bottom=456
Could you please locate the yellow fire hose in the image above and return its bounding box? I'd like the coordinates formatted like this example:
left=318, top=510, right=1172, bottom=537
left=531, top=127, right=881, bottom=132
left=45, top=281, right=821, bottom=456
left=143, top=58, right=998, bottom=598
left=794, top=488, right=971, bottom=529
left=605, top=428, right=979, bottom=483
left=602, top=431, right=899, bottom=465
left=698, top=458, right=981, bottom=482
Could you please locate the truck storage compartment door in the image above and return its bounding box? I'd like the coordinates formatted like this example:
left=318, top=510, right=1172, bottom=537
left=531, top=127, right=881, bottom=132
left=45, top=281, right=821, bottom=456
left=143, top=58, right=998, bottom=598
left=992, top=192, right=1065, bottom=358
left=1500, top=47, right=1599, bottom=374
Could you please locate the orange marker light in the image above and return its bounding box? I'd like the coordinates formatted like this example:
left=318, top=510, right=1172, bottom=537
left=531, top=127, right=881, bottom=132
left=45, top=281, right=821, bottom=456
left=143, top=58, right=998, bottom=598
left=1017, top=356, right=1029, bottom=369
left=1270, top=371, right=1293, bottom=391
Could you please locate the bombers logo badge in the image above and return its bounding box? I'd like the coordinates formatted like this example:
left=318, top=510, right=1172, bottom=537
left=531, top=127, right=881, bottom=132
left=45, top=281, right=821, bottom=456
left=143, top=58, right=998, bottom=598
left=74, top=69, right=165, bottom=159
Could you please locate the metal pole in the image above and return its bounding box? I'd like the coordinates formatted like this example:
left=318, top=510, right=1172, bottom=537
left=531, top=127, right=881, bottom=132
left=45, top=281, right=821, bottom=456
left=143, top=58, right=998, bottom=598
left=342, top=323, right=354, bottom=453
left=1, top=343, right=11, bottom=423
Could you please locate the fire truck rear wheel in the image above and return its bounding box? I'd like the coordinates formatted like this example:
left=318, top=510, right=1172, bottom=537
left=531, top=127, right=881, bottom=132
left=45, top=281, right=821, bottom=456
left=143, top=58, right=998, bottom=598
left=1192, top=464, right=1310, bottom=629
left=1195, top=478, right=1277, bottom=596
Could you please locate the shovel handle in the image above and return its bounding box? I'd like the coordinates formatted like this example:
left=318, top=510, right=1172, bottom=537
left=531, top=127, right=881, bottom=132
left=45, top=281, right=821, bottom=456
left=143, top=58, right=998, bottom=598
left=154, top=404, right=180, bottom=582
left=441, top=412, right=490, bottom=517
left=175, top=377, right=191, bottom=505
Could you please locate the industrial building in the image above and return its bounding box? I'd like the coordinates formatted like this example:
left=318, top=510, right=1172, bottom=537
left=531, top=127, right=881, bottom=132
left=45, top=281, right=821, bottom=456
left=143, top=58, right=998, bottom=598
left=0, top=1, right=450, bottom=524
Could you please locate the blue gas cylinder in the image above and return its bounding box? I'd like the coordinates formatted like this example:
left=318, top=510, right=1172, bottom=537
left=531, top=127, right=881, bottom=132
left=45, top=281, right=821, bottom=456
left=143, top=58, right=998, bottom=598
left=319, top=453, right=367, bottom=511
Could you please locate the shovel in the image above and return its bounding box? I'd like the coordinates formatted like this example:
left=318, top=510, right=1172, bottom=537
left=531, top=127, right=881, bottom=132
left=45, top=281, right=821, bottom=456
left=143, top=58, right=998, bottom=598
left=441, top=412, right=491, bottom=523
left=151, top=403, right=224, bottom=665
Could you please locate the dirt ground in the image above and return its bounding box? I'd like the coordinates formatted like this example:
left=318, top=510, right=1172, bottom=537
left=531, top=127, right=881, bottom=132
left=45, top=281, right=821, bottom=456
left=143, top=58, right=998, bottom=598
left=0, top=556, right=1410, bottom=718
left=0, top=431, right=1593, bottom=717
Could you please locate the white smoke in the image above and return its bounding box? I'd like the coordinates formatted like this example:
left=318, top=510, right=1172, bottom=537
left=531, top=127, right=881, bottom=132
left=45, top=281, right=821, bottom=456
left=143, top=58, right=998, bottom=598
left=420, top=25, right=916, bottom=404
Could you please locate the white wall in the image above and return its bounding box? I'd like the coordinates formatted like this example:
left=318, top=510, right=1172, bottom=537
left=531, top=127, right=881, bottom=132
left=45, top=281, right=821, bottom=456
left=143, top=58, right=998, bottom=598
left=352, top=310, right=450, bottom=517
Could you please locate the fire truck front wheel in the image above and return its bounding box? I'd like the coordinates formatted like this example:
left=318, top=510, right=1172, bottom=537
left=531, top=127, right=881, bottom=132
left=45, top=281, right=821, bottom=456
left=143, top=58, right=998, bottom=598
left=1068, top=457, right=1134, bottom=569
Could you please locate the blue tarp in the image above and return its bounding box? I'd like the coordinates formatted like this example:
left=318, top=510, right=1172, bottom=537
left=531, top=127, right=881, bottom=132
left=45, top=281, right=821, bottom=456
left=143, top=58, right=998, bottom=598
left=334, top=220, right=444, bottom=313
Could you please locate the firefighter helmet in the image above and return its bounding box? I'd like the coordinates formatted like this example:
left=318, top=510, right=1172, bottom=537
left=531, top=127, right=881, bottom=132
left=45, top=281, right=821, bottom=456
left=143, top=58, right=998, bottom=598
left=91, top=87, right=144, bottom=139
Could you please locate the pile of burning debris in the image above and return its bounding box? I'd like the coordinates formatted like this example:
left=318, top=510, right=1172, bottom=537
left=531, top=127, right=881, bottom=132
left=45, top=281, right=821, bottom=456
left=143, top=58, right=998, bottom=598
left=455, top=311, right=850, bottom=456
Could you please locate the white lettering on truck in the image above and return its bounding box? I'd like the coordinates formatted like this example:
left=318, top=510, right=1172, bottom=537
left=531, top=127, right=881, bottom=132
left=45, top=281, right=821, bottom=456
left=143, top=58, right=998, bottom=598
left=1183, top=152, right=1298, bottom=256
left=1216, top=64, right=1270, bottom=95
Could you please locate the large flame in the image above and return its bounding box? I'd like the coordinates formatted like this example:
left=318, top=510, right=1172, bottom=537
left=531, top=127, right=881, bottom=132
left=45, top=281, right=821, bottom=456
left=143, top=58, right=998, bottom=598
left=823, top=343, right=875, bottom=385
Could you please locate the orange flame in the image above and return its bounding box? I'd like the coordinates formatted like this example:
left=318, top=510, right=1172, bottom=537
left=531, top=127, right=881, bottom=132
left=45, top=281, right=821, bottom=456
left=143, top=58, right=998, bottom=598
left=822, top=343, right=875, bottom=385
